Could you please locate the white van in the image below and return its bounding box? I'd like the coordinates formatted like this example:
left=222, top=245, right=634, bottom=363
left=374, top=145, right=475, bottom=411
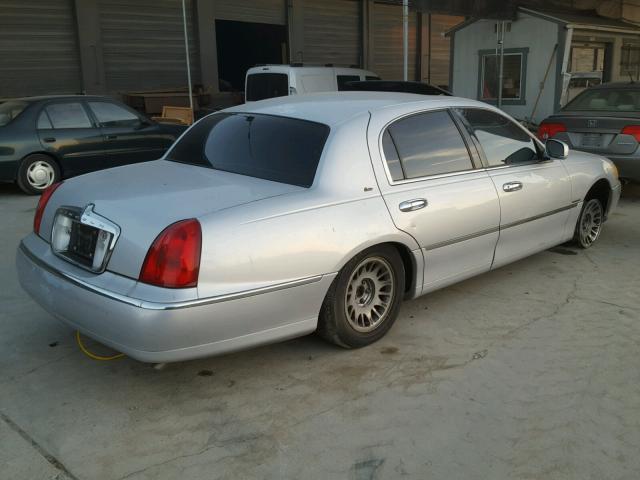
left=245, top=64, right=380, bottom=102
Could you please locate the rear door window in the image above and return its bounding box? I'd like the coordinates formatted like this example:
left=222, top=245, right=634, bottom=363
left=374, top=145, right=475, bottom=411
left=383, top=110, right=474, bottom=179
left=89, top=101, right=140, bottom=127
left=0, top=101, right=28, bottom=126
left=455, top=108, right=539, bottom=166
left=246, top=73, right=288, bottom=101
left=45, top=102, right=93, bottom=129
left=167, top=113, right=330, bottom=188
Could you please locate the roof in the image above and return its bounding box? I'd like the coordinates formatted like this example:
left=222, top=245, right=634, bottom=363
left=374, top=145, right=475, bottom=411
left=585, top=81, right=640, bottom=90
left=11, top=95, right=109, bottom=103
left=226, top=91, right=485, bottom=127
left=446, top=6, right=640, bottom=36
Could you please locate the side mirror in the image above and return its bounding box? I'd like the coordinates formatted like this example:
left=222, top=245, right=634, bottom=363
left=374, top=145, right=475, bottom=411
left=546, top=138, right=569, bottom=159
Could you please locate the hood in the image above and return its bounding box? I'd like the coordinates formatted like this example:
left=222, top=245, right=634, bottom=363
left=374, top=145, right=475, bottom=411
left=42, top=159, right=303, bottom=278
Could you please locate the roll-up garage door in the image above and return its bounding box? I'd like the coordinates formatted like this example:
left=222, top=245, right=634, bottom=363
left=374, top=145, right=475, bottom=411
left=428, top=15, right=464, bottom=88
left=0, top=0, right=81, bottom=98
left=372, top=2, right=418, bottom=81
left=214, top=0, right=286, bottom=25
left=99, top=0, right=201, bottom=93
left=302, top=0, right=361, bottom=66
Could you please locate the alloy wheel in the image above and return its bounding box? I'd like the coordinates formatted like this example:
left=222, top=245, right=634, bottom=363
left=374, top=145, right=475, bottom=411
left=579, top=199, right=603, bottom=247
left=344, top=256, right=395, bottom=333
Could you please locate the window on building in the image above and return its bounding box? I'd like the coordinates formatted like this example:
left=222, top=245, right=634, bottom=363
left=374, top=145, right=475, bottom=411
left=479, top=49, right=527, bottom=102
left=383, top=110, right=473, bottom=179
left=621, top=45, right=640, bottom=76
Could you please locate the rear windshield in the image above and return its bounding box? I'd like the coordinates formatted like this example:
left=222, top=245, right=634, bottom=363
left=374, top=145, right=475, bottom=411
left=0, top=101, right=28, bottom=126
left=564, top=88, right=640, bottom=112
left=166, top=113, right=330, bottom=188
left=246, top=73, right=288, bottom=101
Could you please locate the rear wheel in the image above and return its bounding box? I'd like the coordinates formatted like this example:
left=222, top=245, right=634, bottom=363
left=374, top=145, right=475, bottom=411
left=318, top=245, right=405, bottom=348
left=574, top=198, right=604, bottom=249
left=16, top=154, right=60, bottom=195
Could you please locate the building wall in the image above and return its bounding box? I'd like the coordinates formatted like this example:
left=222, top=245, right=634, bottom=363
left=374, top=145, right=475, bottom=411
left=451, top=13, right=560, bottom=123
left=0, top=0, right=460, bottom=101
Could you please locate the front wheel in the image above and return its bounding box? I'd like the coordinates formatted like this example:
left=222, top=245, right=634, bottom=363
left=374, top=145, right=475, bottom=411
left=318, top=245, right=405, bottom=348
left=574, top=198, right=604, bottom=249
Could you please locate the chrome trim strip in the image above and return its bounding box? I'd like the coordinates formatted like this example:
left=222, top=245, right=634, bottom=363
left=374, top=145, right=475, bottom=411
left=423, top=203, right=578, bottom=251
left=424, top=226, right=499, bottom=251
left=500, top=203, right=578, bottom=230
left=19, top=242, right=323, bottom=311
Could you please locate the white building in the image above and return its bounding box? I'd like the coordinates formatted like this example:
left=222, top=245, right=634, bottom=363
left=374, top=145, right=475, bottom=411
left=448, top=7, right=640, bottom=124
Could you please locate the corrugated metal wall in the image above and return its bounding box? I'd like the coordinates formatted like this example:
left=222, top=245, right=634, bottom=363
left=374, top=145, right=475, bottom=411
left=214, top=0, right=286, bottom=25
left=302, top=0, right=361, bottom=66
left=98, top=0, right=201, bottom=93
left=428, top=15, right=464, bottom=88
left=371, top=2, right=418, bottom=80
left=0, top=0, right=82, bottom=97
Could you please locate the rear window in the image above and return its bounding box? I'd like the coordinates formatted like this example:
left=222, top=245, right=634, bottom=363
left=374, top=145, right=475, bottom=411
left=337, top=75, right=360, bottom=90
left=246, top=73, right=288, bottom=101
left=0, top=101, right=28, bottom=126
left=564, top=88, right=640, bottom=112
left=166, top=113, right=330, bottom=188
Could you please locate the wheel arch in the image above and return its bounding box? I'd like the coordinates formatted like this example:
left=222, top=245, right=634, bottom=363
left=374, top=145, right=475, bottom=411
left=585, top=178, right=611, bottom=218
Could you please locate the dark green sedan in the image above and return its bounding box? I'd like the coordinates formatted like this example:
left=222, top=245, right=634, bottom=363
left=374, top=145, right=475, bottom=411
left=0, top=95, right=187, bottom=194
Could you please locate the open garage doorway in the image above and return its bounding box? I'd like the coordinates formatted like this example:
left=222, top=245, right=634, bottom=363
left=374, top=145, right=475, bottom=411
left=216, top=20, right=288, bottom=93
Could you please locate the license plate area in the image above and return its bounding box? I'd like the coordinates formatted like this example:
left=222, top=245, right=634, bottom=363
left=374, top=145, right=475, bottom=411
left=581, top=133, right=602, bottom=148
left=51, top=205, right=120, bottom=272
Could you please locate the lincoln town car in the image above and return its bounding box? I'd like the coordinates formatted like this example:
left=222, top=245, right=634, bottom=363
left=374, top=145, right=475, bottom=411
left=17, top=93, right=621, bottom=362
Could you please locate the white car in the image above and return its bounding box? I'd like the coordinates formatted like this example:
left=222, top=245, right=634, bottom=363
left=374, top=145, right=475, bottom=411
left=245, top=64, right=379, bottom=102
left=17, top=93, right=620, bottom=363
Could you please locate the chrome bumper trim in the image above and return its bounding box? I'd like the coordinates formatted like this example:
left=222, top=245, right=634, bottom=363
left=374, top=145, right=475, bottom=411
left=19, top=242, right=323, bottom=311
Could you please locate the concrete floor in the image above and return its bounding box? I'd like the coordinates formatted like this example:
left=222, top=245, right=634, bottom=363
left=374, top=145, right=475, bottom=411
left=1, top=181, right=639, bottom=480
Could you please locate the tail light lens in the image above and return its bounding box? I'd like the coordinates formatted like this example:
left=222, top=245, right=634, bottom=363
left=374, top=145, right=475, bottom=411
left=34, top=182, right=62, bottom=235
left=139, top=219, right=202, bottom=288
left=621, top=125, right=640, bottom=142
left=537, top=122, right=566, bottom=140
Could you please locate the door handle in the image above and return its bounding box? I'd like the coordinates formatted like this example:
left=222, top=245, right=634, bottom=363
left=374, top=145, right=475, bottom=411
left=399, top=198, right=428, bottom=212
left=43, top=137, right=56, bottom=143
left=106, top=134, right=118, bottom=140
left=503, top=181, right=523, bottom=192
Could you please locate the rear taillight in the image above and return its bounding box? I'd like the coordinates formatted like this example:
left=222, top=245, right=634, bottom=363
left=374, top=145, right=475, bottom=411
left=33, top=182, right=62, bottom=235
left=537, top=122, right=566, bottom=140
left=139, top=219, right=202, bottom=288
left=621, top=125, right=640, bottom=142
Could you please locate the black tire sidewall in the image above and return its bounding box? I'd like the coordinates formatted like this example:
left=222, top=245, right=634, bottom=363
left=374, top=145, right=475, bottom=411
left=17, top=154, right=60, bottom=195
left=328, top=245, right=405, bottom=348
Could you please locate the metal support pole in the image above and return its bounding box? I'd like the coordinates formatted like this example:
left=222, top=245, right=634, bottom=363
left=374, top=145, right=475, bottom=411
left=497, top=21, right=504, bottom=109
left=182, top=0, right=194, bottom=122
left=403, top=0, right=408, bottom=81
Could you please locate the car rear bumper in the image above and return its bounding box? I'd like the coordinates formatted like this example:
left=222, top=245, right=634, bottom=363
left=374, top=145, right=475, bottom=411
left=17, top=237, right=334, bottom=363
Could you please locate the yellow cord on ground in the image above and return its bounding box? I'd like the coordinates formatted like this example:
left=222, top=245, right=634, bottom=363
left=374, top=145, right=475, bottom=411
left=75, top=331, right=125, bottom=361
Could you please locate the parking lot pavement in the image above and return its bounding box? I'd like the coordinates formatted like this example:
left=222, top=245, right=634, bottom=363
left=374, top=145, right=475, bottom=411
left=1, top=181, right=639, bottom=480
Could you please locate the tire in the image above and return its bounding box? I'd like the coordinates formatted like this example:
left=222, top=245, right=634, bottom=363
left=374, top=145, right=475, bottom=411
left=16, top=154, right=61, bottom=195
left=573, top=197, right=604, bottom=249
left=318, top=245, right=405, bottom=348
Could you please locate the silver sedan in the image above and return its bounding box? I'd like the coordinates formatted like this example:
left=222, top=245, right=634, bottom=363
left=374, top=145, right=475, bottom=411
left=17, top=93, right=621, bottom=362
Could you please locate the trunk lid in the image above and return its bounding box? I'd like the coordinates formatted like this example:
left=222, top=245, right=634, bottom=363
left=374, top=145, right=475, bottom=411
left=43, top=159, right=304, bottom=279
left=546, top=111, right=640, bottom=155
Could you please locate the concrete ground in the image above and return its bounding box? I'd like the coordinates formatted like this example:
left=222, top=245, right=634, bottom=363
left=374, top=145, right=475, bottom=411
left=1, top=182, right=639, bottom=480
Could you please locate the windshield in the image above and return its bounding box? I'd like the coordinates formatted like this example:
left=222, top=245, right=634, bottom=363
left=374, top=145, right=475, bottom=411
left=166, top=113, right=330, bottom=188
left=246, top=73, right=288, bottom=101
left=564, top=87, right=640, bottom=112
left=0, top=101, right=28, bottom=126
